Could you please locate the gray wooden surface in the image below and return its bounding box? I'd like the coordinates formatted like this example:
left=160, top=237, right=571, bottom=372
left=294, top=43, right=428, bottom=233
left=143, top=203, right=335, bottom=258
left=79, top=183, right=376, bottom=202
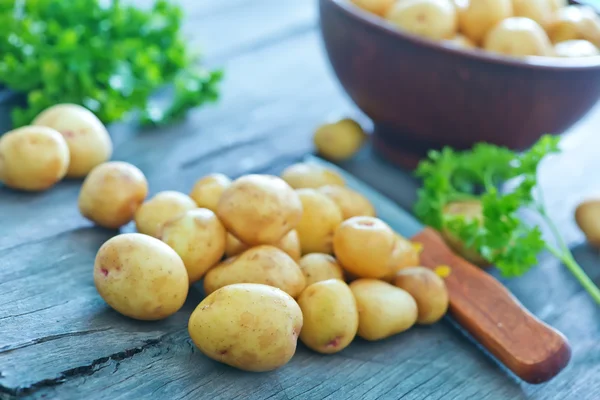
left=1, top=1, right=600, bottom=399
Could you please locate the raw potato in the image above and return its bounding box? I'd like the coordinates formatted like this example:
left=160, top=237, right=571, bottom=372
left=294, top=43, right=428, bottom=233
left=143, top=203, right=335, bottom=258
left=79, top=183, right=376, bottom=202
left=313, top=118, right=366, bottom=161
left=484, top=17, right=553, bottom=57
left=579, top=6, right=600, bottom=47
left=188, top=283, right=303, bottom=372
left=297, top=279, right=359, bottom=354
left=386, top=0, right=458, bottom=41
left=298, top=253, right=345, bottom=286
left=32, top=103, right=112, bottom=178
left=94, top=233, right=188, bottom=320
left=296, top=189, right=344, bottom=254
left=160, top=208, right=227, bottom=283
left=350, top=279, right=418, bottom=340
left=441, top=200, right=490, bottom=266
left=134, top=191, right=197, bottom=237
left=281, top=162, right=345, bottom=189
left=394, top=267, right=449, bottom=324
left=445, top=33, right=477, bottom=48
left=459, top=0, right=513, bottom=44
left=78, top=161, right=149, bottom=229
left=318, top=185, right=376, bottom=220
left=0, top=126, right=69, bottom=191
left=575, top=199, right=600, bottom=247
left=512, top=0, right=553, bottom=28
left=549, top=0, right=567, bottom=12
left=189, top=173, right=231, bottom=212
left=546, top=5, right=600, bottom=45
left=554, top=40, right=600, bottom=57
left=217, top=174, right=302, bottom=245
left=225, top=230, right=301, bottom=261
left=204, top=245, right=306, bottom=298
left=351, top=0, right=396, bottom=16
left=386, top=234, right=421, bottom=278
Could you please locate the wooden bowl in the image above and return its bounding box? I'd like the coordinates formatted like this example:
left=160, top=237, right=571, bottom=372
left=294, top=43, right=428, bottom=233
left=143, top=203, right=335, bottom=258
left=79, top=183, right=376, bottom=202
left=318, top=0, right=600, bottom=169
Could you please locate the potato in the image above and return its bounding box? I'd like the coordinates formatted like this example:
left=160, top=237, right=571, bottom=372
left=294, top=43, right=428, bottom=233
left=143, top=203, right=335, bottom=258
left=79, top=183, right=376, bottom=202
left=386, top=234, right=421, bottom=278
left=298, top=253, right=345, bottom=286
left=134, top=191, right=197, bottom=237
left=313, top=118, right=366, bottom=162
left=445, top=33, right=477, bottom=48
left=297, top=279, right=359, bottom=354
left=296, top=189, right=344, bottom=254
left=579, top=6, right=600, bottom=47
left=386, top=0, right=458, bottom=41
left=575, top=199, right=600, bottom=247
left=350, top=279, right=418, bottom=340
left=94, top=233, right=188, bottom=320
left=394, top=267, right=449, bottom=324
left=318, top=185, right=376, bottom=220
left=78, top=162, right=149, bottom=229
left=351, top=0, right=396, bottom=16
left=189, top=173, right=231, bottom=212
left=217, top=174, right=302, bottom=245
left=333, top=216, right=398, bottom=278
left=188, top=283, right=303, bottom=372
left=441, top=200, right=490, bottom=266
left=281, top=162, right=345, bottom=189
left=547, top=5, right=600, bottom=45
left=0, top=126, right=69, bottom=191
left=459, top=0, right=513, bottom=44
left=554, top=39, right=600, bottom=57
left=225, top=230, right=301, bottom=261
left=32, top=104, right=112, bottom=178
left=159, top=208, right=226, bottom=283
left=512, top=0, right=553, bottom=28
left=204, top=245, right=306, bottom=298
left=549, top=0, right=567, bottom=12
left=484, top=17, right=553, bottom=57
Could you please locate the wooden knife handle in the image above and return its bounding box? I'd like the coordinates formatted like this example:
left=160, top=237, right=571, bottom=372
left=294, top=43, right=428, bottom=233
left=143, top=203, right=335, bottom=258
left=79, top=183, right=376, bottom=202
left=411, top=227, right=571, bottom=384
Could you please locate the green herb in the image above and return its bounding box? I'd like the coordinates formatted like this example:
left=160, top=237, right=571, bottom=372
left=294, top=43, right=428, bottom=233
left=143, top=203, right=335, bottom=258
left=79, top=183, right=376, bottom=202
left=414, top=135, right=600, bottom=304
left=0, top=0, right=222, bottom=127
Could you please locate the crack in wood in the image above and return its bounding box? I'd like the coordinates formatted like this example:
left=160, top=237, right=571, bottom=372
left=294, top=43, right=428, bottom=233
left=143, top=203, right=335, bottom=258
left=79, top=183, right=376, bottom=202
left=0, top=328, right=113, bottom=354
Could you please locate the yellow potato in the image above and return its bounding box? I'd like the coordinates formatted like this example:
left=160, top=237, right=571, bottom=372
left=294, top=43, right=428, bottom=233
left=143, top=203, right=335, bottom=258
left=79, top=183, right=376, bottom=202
left=318, top=185, right=376, bottom=220
left=281, top=162, right=345, bottom=189
left=32, top=103, right=112, bottom=178
left=134, top=191, right=197, bottom=237
left=386, top=234, right=421, bottom=278
left=297, top=279, right=359, bottom=354
left=0, top=126, right=69, bottom=191
left=217, top=174, right=302, bottom=245
left=393, top=267, right=449, bottom=324
left=445, top=33, right=477, bottom=48
left=204, top=245, right=306, bottom=298
left=296, top=189, right=344, bottom=254
left=351, top=0, right=396, bottom=16
left=333, top=216, right=397, bottom=278
left=549, top=0, right=567, bottom=12
left=313, top=118, right=366, bottom=161
left=188, top=283, right=303, bottom=372
left=547, top=5, right=600, bottom=45
left=554, top=39, right=600, bottom=57
left=78, top=161, right=149, bottom=229
left=483, top=17, right=553, bottom=57
left=298, top=253, right=345, bottom=286
left=350, top=279, right=418, bottom=340
left=459, top=0, right=513, bottom=44
left=225, top=230, right=301, bottom=261
left=579, top=6, right=600, bottom=47
left=386, top=0, right=458, bottom=41
left=575, top=199, right=600, bottom=247
left=160, top=208, right=227, bottom=283
left=189, top=173, right=231, bottom=212
left=512, top=0, right=553, bottom=28
left=94, top=233, right=188, bottom=320
left=441, top=200, right=490, bottom=266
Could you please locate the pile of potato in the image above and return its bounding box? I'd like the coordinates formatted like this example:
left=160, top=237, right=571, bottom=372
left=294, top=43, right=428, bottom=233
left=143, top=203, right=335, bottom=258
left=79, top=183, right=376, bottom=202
left=352, top=0, right=600, bottom=58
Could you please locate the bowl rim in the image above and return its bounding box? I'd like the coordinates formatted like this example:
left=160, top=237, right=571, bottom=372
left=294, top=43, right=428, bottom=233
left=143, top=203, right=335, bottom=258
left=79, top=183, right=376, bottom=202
left=325, top=0, right=600, bottom=71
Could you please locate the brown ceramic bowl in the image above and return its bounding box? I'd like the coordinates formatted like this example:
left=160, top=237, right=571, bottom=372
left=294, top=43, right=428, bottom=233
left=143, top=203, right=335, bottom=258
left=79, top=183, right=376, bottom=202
left=319, top=0, right=600, bottom=168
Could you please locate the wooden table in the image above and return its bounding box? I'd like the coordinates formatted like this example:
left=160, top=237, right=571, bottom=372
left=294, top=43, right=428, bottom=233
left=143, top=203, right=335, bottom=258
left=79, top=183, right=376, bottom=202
left=2, top=1, right=600, bottom=399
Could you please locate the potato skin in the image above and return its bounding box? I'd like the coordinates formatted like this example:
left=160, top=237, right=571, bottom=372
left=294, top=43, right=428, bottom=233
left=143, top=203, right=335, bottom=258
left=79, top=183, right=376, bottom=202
left=385, top=234, right=421, bottom=279
left=134, top=191, right=197, bottom=237
left=351, top=0, right=395, bottom=16
left=386, top=0, right=458, bottom=41
left=459, top=0, right=513, bottom=44
left=313, top=119, right=366, bottom=162
left=296, top=189, right=344, bottom=254
left=94, top=233, right=189, bottom=320
left=204, top=245, right=306, bottom=298
left=160, top=208, right=227, bottom=283
left=78, top=161, right=148, bottom=229
left=297, top=279, right=359, bottom=354
left=298, top=253, right=345, bottom=286
left=554, top=39, right=599, bottom=57
left=575, top=199, right=600, bottom=247
left=483, top=17, right=553, bottom=57
left=225, top=230, right=301, bottom=261
left=0, top=126, right=69, bottom=191
left=281, top=162, right=345, bottom=189
left=189, top=173, right=231, bottom=212
left=350, top=279, right=418, bottom=341
left=393, top=267, right=449, bottom=324
left=188, top=283, right=303, bottom=372
left=217, top=174, right=303, bottom=245
left=318, top=185, right=376, bottom=220
left=512, top=0, right=553, bottom=28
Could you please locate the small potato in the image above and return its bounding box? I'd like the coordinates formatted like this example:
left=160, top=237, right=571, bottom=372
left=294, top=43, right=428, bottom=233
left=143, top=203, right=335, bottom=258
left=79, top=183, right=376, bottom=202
left=394, top=267, right=449, bottom=324
left=32, top=103, right=112, bottom=178
left=188, top=283, right=303, bottom=372
left=313, top=118, right=366, bottom=161
left=217, top=174, right=302, bottom=245
left=483, top=17, right=553, bottom=57
left=554, top=39, right=600, bottom=57
left=160, top=208, right=227, bottom=283
left=189, top=173, right=231, bottom=212
left=386, top=0, right=458, bottom=41
left=318, top=185, right=376, bottom=220
left=575, top=199, right=600, bottom=247
left=296, top=189, right=344, bottom=254
left=512, top=0, right=553, bottom=28
left=78, top=162, right=149, bottom=229
left=386, top=234, right=421, bottom=278
left=225, top=230, right=301, bottom=261
left=459, top=0, right=513, bottom=44
left=134, top=191, right=197, bottom=237
left=351, top=0, right=396, bottom=16
left=549, top=0, right=567, bottom=12
left=579, top=6, right=600, bottom=47
left=297, top=279, right=359, bottom=354
left=350, top=279, right=418, bottom=341
left=94, top=233, right=188, bottom=320
left=0, top=126, right=69, bottom=191
left=204, top=246, right=306, bottom=298
left=441, top=200, right=490, bottom=266
left=281, top=162, right=345, bottom=189
left=547, top=5, right=600, bottom=45
left=445, top=33, right=477, bottom=48
left=298, top=253, right=345, bottom=286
